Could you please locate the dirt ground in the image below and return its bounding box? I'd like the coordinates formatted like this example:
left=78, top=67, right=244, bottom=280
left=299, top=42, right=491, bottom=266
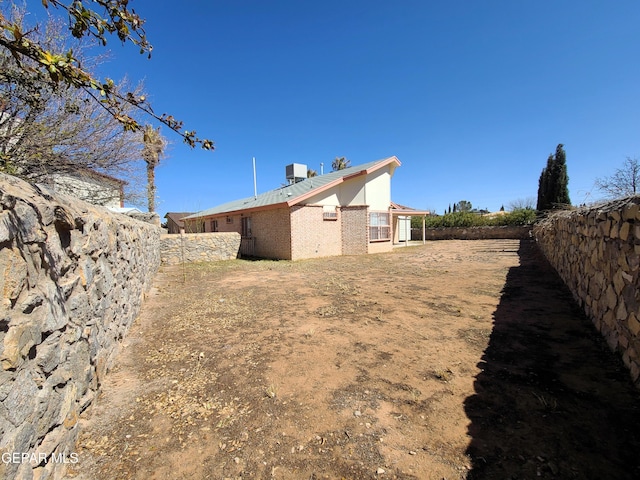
left=67, top=239, right=640, bottom=480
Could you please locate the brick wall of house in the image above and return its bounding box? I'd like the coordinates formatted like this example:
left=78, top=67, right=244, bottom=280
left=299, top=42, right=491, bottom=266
left=340, top=206, right=369, bottom=255
left=166, top=218, right=182, bottom=234
left=251, top=208, right=292, bottom=259
left=202, top=215, right=242, bottom=234
left=290, top=205, right=342, bottom=260
left=368, top=238, right=393, bottom=254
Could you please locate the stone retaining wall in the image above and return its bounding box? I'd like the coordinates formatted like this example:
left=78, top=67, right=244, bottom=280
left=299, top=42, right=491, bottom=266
left=412, top=225, right=532, bottom=241
left=533, top=197, right=640, bottom=386
left=0, top=174, right=160, bottom=480
left=160, top=232, right=240, bottom=265
left=124, top=211, right=160, bottom=227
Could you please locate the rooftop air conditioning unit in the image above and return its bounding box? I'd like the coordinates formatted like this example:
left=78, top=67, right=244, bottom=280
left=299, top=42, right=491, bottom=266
left=286, top=163, right=307, bottom=184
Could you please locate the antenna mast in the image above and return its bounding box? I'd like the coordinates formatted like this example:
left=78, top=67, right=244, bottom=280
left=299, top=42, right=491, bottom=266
left=252, top=157, right=258, bottom=200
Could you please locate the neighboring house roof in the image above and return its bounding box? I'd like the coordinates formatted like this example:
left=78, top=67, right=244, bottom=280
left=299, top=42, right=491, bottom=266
left=186, top=156, right=401, bottom=219
left=109, top=207, right=142, bottom=214
left=56, top=166, right=127, bottom=187
left=165, top=212, right=194, bottom=227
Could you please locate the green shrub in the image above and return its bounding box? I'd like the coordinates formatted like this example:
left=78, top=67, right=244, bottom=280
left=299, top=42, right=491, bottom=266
left=493, top=208, right=537, bottom=226
left=411, top=209, right=536, bottom=228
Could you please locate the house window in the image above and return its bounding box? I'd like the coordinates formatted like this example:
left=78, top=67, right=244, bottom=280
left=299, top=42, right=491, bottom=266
left=241, top=216, right=252, bottom=238
left=369, top=212, right=391, bottom=241
left=211, top=219, right=219, bottom=232
left=226, top=216, right=233, bottom=224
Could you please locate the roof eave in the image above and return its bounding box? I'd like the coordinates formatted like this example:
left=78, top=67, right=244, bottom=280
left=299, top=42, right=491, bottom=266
left=288, top=156, right=401, bottom=206
left=391, top=209, right=431, bottom=216
left=187, top=201, right=291, bottom=219
left=367, top=155, right=401, bottom=173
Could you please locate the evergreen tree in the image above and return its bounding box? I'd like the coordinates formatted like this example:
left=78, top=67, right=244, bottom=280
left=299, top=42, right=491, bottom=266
left=536, top=144, right=570, bottom=210
left=456, top=200, right=472, bottom=212
left=552, top=144, right=571, bottom=205
left=537, top=155, right=553, bottom=210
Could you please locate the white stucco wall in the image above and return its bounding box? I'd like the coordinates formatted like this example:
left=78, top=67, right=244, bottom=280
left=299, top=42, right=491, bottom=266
left=302, top=165, right=392, bottom=209
left=363, top=168, right=391, bottom=211
left=48, top=173, right=123, bottom=209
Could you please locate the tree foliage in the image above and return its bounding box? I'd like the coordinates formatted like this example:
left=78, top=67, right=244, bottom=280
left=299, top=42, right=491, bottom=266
left=594, top=157, right=640, bottom=199
left=455, top=200, right=472, bottom=212
left=331, top=156, right=350, bottom=171
left=508, top=197, right=536, bottom=211
left=142, top=125, right=166, bottom=212
left=537, top=144, right=570, bottom=210
left=411, top=209, right=536, bottom=228
left=0, top=10, right=154, bottom=202
left=0, top=0, right=213, bottom=150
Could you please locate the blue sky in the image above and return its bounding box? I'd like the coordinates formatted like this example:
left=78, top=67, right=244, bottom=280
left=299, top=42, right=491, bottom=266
left=26, top=1, right=640, bottom=216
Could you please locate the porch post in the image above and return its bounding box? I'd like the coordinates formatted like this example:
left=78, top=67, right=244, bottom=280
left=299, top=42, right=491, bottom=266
left=405, top=216, right=409, bottom=247
left=422, top=215, right=426, bottom=244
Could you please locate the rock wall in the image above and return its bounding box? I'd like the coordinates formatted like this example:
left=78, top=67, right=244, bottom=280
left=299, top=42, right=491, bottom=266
left=413, top=225, right=532, bottom=241
left=124, top=211, right=160, bottom=227
left=160, top=232, right=240, bottom=265
left=533, top=197, right=640, bottom=386
left=0, top=174, right=160, bottom=480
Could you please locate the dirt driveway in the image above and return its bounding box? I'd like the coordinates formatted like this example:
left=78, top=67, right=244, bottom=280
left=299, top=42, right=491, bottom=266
left=68, top=239, right=640, bottom=479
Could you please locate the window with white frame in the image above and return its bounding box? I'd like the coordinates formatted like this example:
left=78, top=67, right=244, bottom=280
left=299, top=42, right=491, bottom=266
left=369, top=212, right=391, bottom=241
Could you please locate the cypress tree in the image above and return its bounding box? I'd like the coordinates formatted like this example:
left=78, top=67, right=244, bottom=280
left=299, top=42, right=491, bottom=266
left=537, top=155, right=553, bottom=210
left=552, top=144, right=570, bottom=205
left=536, top=144, right=570, bottom=210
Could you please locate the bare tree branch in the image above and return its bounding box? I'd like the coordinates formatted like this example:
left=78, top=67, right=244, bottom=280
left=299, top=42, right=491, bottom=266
left=595, top=157, right=640, bottom=199
left=0, top=10, right=152, bottom=204
left=0, top=1, right=214, bottom=150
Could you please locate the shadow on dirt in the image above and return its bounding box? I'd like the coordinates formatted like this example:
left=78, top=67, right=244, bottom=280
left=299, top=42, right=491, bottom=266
left=464, top=238, right=640, bottom=480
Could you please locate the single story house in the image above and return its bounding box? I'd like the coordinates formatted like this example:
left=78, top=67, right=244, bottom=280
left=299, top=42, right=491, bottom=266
left=164, top=212, right=196, bottom=234
left=184, top=156, right=428, bottom=260
left=45, top=168, right=125, bottom=209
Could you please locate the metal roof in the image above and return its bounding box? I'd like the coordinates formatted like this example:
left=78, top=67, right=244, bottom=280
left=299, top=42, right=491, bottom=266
left=390, top=202, right=431, bottom=216
left=186, top=157, right=399, bottom=219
